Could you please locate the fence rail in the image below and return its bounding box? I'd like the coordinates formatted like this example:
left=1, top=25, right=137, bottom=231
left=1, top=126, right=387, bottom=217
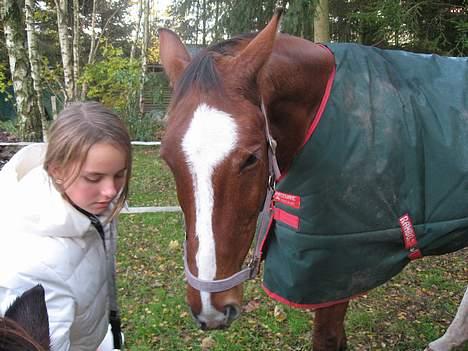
left=0, top=141, right=161, bottom=146
left=1, top=141, right=178, bottom=213
left=122, top=206, right=181, bottom=214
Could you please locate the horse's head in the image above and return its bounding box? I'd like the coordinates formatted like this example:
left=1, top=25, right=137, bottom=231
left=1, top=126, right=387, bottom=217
left=159, top=10, right=283, bottom=329
left=0, top=285, right=50, bottom=351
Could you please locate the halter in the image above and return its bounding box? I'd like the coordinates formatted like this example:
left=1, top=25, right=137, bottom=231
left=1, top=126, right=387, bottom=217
left=183, top=101, right=281, bottom=293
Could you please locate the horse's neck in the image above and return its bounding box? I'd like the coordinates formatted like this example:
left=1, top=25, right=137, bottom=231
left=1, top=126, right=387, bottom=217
left=259, top=36, right=335, bottom=171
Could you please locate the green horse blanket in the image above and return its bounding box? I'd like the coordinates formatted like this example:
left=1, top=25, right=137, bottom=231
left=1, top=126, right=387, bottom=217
left=261, top=43, right=468, bottom=308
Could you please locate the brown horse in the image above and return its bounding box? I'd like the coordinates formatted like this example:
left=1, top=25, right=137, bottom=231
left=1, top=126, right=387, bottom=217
left=0, top=285, right=50, bottom=351
left=159, top=9, right=468, bottom=351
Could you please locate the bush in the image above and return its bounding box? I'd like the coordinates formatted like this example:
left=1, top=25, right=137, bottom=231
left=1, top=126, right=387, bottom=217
left=0, top=119, right=18, bottom=136
left=81, top=44, right=140, bottom=118
left=123, top=111, right=165, bottom=142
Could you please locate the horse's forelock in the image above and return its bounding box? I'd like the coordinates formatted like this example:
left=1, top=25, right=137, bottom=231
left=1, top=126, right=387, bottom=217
left=172, top=33, right=257, bottom=106
left=173, top=52, right=221, bottom=104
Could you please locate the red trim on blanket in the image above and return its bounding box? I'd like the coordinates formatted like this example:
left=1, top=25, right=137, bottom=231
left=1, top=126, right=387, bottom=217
left=273, top=208, right=299, bottom=230
left=277, top=45, right=336, bottom=183
left=399, top=213, right=422, bottom=260
left=301, top=49, right=336, bottom=150
left=262, top=284, right=365, bottom=310
left=273, top=191, right=301, bottom=209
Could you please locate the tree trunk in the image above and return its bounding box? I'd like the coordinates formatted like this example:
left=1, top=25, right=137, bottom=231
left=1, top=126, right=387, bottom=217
left=25, top=0, right=48, bottom=140
left=2, top=0, right=42, bottom=141
left=73, top=0, right=80, bottom=100
left=201, top=0, right=207, bottom=46
left=130, top=0, right=143, bottom=61
left=55, top=0, right=74, bottom=102
left=314, top=0, right=330, bottom=43
left=81, top=0, right=96, bottom=99
left=214, top=0, right=220, bottom=41
left=139, top=0, right=149, bottom=114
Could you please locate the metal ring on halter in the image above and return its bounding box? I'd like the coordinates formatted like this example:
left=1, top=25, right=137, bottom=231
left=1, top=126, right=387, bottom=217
left=268, top=175, right=276, bottom=190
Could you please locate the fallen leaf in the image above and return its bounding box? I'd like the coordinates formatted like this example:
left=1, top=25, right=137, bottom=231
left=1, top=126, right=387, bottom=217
left=169, top=240, right=180, bottom=252
left=243, top=299, right=261, bottom=313
left=274, top=305, right=287, bottom=322
left=201, top=336, right=216, bottom=350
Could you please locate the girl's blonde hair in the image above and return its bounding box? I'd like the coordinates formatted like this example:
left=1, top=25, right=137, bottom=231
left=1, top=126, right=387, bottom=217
left=44, top=101, right=132, bottom=220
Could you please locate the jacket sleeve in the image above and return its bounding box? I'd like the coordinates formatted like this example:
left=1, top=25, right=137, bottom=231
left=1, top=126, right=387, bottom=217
left=0, top=261, right=76, bottom=351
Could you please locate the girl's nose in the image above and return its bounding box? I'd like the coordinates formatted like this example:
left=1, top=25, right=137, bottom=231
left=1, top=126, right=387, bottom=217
left=102, top=179, right=118, bottom=199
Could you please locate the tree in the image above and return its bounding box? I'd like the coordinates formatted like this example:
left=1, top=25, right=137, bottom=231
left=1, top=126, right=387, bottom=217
left=54, top=0, right=74, bottom=101
left=139, top=0, right=150, bottom=113
left=282, top=0, right=316, bottom=39
left=25, top=0, right=48, bottom=139
left=1, top=0, right=42, bottom=141
left=81, top=0, right=97, bottom=98
left=314, top=0, right=329, bottom=42
left=131, top=0, right=144, bottom=60
left=73, top=0, right=80, bottom=99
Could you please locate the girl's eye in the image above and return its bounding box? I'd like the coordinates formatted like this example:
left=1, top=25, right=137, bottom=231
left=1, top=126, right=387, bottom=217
left=84, top=176, right=100, bottom=183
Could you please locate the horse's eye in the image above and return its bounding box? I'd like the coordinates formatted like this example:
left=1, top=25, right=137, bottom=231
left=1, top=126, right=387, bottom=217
left=241, top=154, right=258, bottom=171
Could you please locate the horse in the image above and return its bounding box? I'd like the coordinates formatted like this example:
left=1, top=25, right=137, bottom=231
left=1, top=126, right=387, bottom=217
left=0, top=285, right=50, bottom=351
left=425, top=287, right=468, bottom=351
left=158, top=8, right=468, bottom=350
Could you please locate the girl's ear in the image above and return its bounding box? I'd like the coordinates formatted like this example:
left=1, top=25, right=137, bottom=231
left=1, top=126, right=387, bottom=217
left=47, top=165, right=63, bottom=182
left=48, top=163, right=65, bottom=185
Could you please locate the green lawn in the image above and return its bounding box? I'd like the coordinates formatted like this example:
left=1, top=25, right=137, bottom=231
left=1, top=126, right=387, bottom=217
left=118, top=146, right=467, bottom=350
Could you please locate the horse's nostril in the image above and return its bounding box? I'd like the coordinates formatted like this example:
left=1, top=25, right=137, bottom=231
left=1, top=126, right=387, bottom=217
left=224, top=304, right=241, bottom=323
left=199, top=320, right=207, bottom=330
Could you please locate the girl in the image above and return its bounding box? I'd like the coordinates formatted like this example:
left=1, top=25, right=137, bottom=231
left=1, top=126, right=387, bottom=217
left=0, top=102, right=131, bottom=351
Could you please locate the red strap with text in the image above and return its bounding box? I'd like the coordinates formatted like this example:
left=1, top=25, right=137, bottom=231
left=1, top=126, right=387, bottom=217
left=273, top=191, right=301, bottom=209
left=399, top=213, right=422, bottom=260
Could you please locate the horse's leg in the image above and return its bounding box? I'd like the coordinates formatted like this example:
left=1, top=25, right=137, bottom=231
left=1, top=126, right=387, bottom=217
left=425, top=286, right=468, bottom=351
left=313, top=301, right=349, bottom=351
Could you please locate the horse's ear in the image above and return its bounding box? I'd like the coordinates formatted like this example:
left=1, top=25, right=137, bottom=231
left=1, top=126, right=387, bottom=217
left=5, top=285, right=50, bottom=350
left=233, top=8, right=283, bottom=78
left=158, top=28, right=191, bottom=86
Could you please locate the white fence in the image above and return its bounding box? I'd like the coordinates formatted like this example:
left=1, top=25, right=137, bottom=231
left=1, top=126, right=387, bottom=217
left=1, top=141, right=181, bottom=213
left=0, top=141, right=161, bottom=146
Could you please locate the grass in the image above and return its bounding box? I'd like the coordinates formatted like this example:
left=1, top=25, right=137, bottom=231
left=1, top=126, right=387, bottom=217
left=118, top=146, right=468, bottom=350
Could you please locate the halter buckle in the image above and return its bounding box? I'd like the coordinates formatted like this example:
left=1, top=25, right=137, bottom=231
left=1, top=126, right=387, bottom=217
left=248, top=257, right=261, bottom=279
left=268, top=175, right=276, bottom=190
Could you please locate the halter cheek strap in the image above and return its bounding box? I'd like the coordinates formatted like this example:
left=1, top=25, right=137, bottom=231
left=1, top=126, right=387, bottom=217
left=182, top=100, right=280, bottom=293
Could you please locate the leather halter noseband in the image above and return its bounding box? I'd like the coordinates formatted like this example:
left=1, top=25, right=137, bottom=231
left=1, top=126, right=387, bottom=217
left=183, top=102, right=281, bottom=293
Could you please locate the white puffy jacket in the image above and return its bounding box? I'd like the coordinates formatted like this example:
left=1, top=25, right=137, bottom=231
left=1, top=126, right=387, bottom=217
left=0, top=144, right=114, bottom=351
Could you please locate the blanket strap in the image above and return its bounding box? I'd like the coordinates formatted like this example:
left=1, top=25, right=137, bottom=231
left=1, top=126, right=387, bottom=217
left=399, top=213, right=422, bottom=260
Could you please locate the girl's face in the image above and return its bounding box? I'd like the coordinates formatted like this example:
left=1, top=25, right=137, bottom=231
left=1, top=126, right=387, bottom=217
left=54, top=143, right=127, bottom=215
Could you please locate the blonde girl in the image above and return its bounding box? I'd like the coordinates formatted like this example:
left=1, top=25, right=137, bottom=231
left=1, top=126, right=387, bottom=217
left=0, top=102, right=131, bottom=351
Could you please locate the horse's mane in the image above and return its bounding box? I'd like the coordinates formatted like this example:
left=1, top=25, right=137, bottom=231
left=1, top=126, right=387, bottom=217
left=0, top=317, right=46, bottom=351
left=172, top=33, right=257, bottom=105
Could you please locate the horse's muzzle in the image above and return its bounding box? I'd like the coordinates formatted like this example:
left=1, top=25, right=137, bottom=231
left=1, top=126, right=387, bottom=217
left=190, top=304, right=241, bottom=330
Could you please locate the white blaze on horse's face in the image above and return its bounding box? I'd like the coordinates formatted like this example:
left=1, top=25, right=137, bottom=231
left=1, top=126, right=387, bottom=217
left=181, top=103, right=238, bottom=323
